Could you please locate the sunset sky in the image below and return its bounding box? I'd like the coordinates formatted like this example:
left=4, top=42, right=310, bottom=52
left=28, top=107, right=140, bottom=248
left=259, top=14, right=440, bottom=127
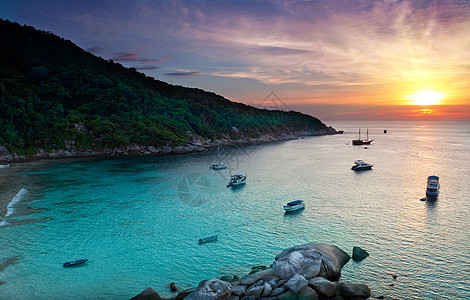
left=2, top=0, right=470, bottom=120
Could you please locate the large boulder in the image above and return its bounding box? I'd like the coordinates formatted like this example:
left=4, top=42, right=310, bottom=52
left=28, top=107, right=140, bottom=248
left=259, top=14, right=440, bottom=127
left=0, top=146, right=12, bottom=162
left=240, top=274, right=261, bottom=285
left=261, top=282, right=272, bottom=297
left=230, top=284, right=246, bottom=297
left=308, top=277, right=336, bottom=297
left=172, top=146, right=191, bottom=154
left=298, top=286, right=318, bottom=300
left=130, top=287, right=161, bottom=300
left=352, top=246, right=369, bottom=262
left=273, top=248, right=322, bottom=279
left=161, top=146, right=172, bottom=154
left=273, top=243, right=350, bottom=281
left=176, top=288, right=196, bottom=299
left=148, top=146, right=160, bottom=154
left=284, top=274, right=308, bottom=293
left=245, top=286, right=263, bottom=298
left=337, top=283, right=371, bottom=298
left=185, top=279, right=232, bottom=300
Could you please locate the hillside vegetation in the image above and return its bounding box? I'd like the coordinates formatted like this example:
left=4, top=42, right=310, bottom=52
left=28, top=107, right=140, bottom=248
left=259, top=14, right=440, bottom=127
left=0, top=19, right=330, bottom=155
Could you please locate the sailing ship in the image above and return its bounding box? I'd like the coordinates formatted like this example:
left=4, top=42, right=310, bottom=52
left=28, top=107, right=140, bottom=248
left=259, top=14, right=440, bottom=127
left=352, top=128, right=373, bottom=145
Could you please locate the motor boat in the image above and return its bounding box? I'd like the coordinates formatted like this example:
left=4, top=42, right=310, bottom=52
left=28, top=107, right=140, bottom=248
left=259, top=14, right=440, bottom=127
left=226, top=174, right=246, bottom=187
left=284, top=200, right=305, bottom=212
left=198, top=235, right=218, bottom=244
left=351, top=160, right=373, bottom=170
left=426, top=175, right=440, bottom=198
left=63, top=259, right=88, bottom=267
left=209, top=162, right=227, bottom=170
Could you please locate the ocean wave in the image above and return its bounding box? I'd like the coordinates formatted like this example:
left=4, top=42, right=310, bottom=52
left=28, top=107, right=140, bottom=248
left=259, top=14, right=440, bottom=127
left=0, top=188, right=27, bottom=226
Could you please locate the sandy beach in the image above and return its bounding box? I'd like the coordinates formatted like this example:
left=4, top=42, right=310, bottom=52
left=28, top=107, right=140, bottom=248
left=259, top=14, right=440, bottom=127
left=0, top=161, right=53, bottom=219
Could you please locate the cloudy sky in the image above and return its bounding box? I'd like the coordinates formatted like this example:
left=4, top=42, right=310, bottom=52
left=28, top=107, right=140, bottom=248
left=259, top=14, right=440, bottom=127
left=2, top=0, right=470, bottom=120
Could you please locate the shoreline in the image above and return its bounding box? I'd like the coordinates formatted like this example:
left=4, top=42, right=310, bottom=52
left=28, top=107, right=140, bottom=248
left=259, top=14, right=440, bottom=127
left=0, top=128, right=340, bottom=164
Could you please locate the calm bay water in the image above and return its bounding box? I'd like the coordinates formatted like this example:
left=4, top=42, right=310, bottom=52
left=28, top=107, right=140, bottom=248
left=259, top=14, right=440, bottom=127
left=1, top=121, right=469, bottom=299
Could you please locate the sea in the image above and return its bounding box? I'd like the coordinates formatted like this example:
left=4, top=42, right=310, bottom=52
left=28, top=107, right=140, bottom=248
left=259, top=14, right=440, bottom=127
left=0, top=120, right=469, bottom=300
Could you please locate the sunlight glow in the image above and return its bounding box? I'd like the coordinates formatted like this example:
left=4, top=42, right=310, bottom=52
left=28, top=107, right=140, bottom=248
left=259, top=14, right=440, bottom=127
left=406, top=90, right=446, bottom=105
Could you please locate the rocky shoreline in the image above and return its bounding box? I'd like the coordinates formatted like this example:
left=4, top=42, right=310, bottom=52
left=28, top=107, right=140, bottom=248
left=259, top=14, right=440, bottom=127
left=131, top=243, right=373, bottom=300
left=0, top=127, right=339, bottom=164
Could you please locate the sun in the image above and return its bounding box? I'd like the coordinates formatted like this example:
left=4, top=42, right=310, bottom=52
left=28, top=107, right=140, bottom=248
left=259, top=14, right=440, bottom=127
left=406, top=90, right=446, bottom=105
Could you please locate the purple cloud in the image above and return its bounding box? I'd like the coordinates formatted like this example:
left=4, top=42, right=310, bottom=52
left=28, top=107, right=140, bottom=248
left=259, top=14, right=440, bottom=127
left=111, top=52, right=140, bottom=62
left=135, top=65, right=160, bottom=70
left=111, top=52, right=171, bottom=64
left=141, top=57, right=172, bottom=64
left=165, top=72, right=201, bottom=77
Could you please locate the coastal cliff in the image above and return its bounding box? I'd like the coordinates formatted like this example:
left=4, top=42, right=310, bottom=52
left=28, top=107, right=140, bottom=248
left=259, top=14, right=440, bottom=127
left=0, top=128, right=338, bottom=163
left=0, top=19, right=338, bottom=162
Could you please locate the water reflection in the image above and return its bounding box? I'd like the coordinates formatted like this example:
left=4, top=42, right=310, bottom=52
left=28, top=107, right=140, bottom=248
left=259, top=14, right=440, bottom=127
left=426, top=197, right=438, bottom=209
left=283, top=208, right=304, bottom=217
left=228, top=184, right=246, bottom=192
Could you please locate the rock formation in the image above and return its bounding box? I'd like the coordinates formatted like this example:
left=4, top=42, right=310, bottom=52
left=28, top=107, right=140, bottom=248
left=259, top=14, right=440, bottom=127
left=133, top=243, right=372, bottom=300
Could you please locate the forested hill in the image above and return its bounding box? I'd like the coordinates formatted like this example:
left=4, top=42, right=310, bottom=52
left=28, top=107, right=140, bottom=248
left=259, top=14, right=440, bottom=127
left=0, top=19, right=332, bottom=155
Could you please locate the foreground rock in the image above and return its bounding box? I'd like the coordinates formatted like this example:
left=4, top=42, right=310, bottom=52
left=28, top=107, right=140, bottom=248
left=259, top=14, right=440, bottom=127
left=132, top=243, right=371, bottom=299
left=130, top=287, right=161, bottom=300
left=185, top=279, right=232, bottom=300
left=352, top=247, right=369, bottom=262
left=273, top=243, right=350, bottom=281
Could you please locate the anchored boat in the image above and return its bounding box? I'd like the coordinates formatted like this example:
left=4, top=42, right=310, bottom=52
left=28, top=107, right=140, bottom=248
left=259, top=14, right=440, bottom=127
left=284, top=200, right=305, bottom=212
left=351, top=160, right=373, bottom=171
left=209, top=162, right=227, bottom=170
left=426, top=175, right=440, bottom=198
left=63, top=259, right=88, bottom=267
left=352, top=128, right=373, bottom=145
left=226, top=174, right=247, bottom=187
left=198, top=235, right=218, bottom=244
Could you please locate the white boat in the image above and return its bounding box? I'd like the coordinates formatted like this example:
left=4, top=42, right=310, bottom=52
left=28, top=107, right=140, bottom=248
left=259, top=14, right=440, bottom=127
left=426, top=175, right=440, bottom=198
left=226, top=174, right=246, bottom=187
left=284, top=200, right=305, bottom=212
left=209, top=162, right=227, bottom=170
left=351, top=160, right=373, bottom=170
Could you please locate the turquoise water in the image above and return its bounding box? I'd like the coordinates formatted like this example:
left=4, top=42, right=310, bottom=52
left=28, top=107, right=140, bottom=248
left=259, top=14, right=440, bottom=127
left=1, top=121, right=469, bottom=299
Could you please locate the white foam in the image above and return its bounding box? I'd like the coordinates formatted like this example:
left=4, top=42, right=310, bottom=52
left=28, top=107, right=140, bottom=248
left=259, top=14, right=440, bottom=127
left=1, top=188, right=27, bottom=226
left=0, top=164, right=9, bottom=169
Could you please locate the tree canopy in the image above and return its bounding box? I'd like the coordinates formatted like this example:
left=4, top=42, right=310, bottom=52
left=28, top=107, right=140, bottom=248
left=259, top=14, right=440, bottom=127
left=0, top=19, right=328, bottom=154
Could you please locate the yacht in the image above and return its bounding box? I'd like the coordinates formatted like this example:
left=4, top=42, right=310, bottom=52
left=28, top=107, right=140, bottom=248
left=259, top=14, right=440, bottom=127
left=426, top=175, right=440, bottom=198
left=226, top=174, right=247, bottom=187
left=351, top=160, right=373, bottom=170
left=209, top=162, right=227, bottom=170
left=284, top=200, right=305, bottom=212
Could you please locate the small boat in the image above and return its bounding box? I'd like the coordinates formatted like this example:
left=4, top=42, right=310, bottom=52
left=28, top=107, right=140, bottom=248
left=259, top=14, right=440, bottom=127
left=226, top=174, right=247, bottom=187
left=352, top=128, right=373, bottom=145
left=426, top=175, right=440, bottom=198
left=351, top=160, right=373, bottom=170
left=209, top=162, right=227, bottom=170
left=198, top=235, right=218, bottom=244
left=284, top=200, right=305, bottom=212
left=63, top=259, right=88, bottom=267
